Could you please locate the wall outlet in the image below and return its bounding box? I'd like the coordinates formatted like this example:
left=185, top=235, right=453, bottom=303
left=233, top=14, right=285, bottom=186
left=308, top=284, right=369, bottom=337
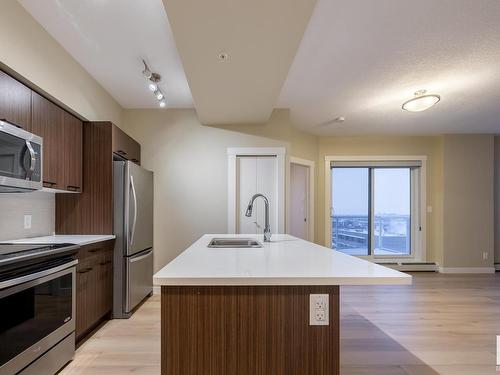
left=482, top=252, right=489, bottom=260
left=309, top=294, right=329, bottom=326
left=24, top=215, right=32, bottom=229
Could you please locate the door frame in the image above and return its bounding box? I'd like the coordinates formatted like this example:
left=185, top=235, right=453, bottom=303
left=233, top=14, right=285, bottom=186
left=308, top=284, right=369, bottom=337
left=227, top=147, right=286, bottom=234
left=324, top=155, right=427, bottom=262
left=287, top=157, right=315, bottom=242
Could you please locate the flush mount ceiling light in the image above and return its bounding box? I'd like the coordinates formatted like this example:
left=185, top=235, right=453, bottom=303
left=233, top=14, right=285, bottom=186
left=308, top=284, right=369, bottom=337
left=402, top=90, right=440, bottom=112
left=142, top=59, right=166, bottom=108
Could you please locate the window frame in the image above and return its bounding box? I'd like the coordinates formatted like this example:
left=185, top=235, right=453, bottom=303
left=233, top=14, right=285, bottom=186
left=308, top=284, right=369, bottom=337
left=325, top=155, right=427, bottom=263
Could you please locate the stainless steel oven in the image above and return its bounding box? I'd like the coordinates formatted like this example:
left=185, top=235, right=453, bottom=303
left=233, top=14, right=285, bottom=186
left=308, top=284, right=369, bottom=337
left=0, top=120, right=42, bottom=193
left=0, top=257, right=76, bottom=375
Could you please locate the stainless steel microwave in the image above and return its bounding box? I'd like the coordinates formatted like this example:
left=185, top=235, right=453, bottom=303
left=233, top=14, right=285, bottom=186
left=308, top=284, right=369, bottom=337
left=0, top=120, right=42, bottom=192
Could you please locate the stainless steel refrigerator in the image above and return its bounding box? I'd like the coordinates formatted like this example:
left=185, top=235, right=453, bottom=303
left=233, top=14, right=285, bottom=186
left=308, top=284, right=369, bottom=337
left=113, top=160, right=154, bottom=318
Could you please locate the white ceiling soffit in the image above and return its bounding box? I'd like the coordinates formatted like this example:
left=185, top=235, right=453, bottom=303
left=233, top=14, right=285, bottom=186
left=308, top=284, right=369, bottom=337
left=19, top=0, right=193, bottom=109
left=277, top=0, right=500, bottom=135
left=162, top=0, right=317, bottom=125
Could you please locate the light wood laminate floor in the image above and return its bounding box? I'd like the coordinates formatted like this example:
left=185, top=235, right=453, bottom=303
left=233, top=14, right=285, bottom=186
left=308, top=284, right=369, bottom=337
left=61, top=273, right=500, bottom=374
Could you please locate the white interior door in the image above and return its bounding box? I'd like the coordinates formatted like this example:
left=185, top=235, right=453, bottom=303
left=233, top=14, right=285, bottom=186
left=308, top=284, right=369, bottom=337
left=290, top=163, right=309, bottom=240
left=236, top=156, right=277, bottom=234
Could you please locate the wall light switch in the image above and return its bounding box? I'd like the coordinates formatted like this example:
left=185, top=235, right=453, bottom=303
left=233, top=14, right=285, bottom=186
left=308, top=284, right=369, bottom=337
left=309, top=294, right=329, bottom=326
left=427, top=206, right=433, bottom=213
left=482, top=252, right=489, bottom=260
left=24, top=215, right=32, bottom=229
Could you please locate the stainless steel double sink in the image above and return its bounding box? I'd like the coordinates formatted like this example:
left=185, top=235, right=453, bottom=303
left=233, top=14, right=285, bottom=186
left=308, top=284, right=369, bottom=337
left=207, top=238, right=263, bottom=248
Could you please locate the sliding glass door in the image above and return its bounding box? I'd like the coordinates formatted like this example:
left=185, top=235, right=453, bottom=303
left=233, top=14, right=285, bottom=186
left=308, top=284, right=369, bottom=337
left=331, top=165, right=420, bottom=258
left=331, top=168, right=370, bottom=256
left=373, top=168, right=411, bottom=256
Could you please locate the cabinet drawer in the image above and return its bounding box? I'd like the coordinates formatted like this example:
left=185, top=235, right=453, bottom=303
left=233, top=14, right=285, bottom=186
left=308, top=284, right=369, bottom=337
left=76, top=240, right=114, bottom=261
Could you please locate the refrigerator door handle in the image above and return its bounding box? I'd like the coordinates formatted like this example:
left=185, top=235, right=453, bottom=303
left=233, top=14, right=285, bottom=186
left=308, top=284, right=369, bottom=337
left=129, top=174, right=138, bottom=249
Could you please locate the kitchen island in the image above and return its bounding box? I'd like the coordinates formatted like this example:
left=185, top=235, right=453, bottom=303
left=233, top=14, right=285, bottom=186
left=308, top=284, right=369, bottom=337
left=154, top=234, right=411, bottom=375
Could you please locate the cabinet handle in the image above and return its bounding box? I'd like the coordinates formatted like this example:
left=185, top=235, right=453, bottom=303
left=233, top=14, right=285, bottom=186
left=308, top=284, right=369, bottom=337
left=131, top=158, right=139, bottom=163
left=66, top=185, right=80, bottom=191
left=99, top=261, right=112, bottom=266
left=43, top=180, right=57, bottom=186
left=77, top=267, right=93, bottom=274
left=116, top=149, right=127, bottom=155
left=88, top=249, right=100, bottom=253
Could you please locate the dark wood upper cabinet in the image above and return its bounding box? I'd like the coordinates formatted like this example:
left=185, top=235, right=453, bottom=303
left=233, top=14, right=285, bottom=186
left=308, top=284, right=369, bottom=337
left=112, top=124, right=140, bottom=164
left=62, top=111, right=83, bottom=191
left=0, top=70, right=32, bottom=130
left=31, top=91, right=83, bottom=192
left=56, top=121, right=142, bottom=235
left=31, top=91, right=64, bottom=188
left=56, top=122, right=113, bottom=234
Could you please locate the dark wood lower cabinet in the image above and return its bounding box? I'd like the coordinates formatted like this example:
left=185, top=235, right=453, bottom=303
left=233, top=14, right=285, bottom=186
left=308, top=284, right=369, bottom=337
left=161, top=285, right=340, bottom=375
left=76, top=240, right=114, bottom=342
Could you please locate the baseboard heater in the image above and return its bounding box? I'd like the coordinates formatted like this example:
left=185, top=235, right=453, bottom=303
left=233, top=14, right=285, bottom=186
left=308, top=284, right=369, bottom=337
left=377, top=262, right=438, bottom=272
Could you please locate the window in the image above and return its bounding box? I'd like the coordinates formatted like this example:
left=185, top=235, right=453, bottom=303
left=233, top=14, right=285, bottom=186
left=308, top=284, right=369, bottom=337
left=329, top=159, right=423, bottom=259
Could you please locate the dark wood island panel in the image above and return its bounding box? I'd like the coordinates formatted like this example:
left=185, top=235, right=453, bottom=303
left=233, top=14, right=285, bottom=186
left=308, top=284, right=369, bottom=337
left=161, top=285, right=339, bottom=375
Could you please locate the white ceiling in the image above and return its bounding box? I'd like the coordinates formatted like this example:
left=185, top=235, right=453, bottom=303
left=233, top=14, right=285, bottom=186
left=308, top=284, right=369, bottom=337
left=277, top=0, right=500, bottom=135
left=162, top=0, right=316, bottom=125
left=19, top=0, right=500, bottom=134
left=19, top=0, right=192, bottom=109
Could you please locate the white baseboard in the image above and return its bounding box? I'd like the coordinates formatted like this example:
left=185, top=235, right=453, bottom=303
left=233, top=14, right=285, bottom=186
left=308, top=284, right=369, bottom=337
left=384, top=264, right=437, bottom=272
left=153, top=286, right=161, bottom=295
left=438, top=267, right=496, bottom=274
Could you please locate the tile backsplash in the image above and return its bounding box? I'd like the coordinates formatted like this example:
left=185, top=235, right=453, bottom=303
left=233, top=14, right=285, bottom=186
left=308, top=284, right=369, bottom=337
left=0, top=192, right=55, bottom=241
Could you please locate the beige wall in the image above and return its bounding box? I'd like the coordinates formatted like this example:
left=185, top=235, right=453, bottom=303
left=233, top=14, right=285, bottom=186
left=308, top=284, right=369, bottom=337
left=0, top=1, right=122, bottom=125
left=121, top=109, right=317, bottom=271
left=442, top=135, right=494, bottom=268
left=495, top=136, right=500, bottom=264
left=122, top=107, right=496, bottom=271
left=316, top=136, right=444, bottom=264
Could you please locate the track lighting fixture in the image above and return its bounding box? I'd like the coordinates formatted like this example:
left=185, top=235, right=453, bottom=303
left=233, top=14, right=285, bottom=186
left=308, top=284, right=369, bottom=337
left=142, top=59, right=166, bottom=108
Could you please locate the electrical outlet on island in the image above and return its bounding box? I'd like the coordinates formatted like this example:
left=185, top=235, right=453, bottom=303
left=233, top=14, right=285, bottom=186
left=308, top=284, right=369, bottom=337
left=309, top=294, right=329, bottom=326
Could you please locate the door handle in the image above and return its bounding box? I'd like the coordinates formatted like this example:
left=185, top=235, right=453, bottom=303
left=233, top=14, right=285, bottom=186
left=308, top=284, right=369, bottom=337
left=25, top=140, right=36, bottom=179
left=129, top=175, right=138, bottom=248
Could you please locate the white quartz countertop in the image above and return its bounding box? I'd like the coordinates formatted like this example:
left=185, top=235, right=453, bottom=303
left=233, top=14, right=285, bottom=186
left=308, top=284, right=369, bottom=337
left=154, top=234, right=412, bottom=286
left=1, top=234, right=116, bottom=246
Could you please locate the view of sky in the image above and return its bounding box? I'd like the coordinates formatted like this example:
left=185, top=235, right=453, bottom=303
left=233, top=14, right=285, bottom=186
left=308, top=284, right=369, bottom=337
left=332, top=168, right=410, bottom=216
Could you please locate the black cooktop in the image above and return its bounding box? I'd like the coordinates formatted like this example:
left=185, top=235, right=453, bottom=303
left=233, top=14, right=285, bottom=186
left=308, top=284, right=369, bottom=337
left=0, top=243, right=79, bottom=268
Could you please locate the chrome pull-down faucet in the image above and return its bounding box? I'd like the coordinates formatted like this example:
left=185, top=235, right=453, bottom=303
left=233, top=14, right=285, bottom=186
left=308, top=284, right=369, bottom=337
left=245, top=193, right=272, bottom=242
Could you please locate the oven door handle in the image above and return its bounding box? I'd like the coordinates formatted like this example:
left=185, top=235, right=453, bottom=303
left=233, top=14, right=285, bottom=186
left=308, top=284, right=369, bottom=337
left=0, top=259, right=78, bottom=290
